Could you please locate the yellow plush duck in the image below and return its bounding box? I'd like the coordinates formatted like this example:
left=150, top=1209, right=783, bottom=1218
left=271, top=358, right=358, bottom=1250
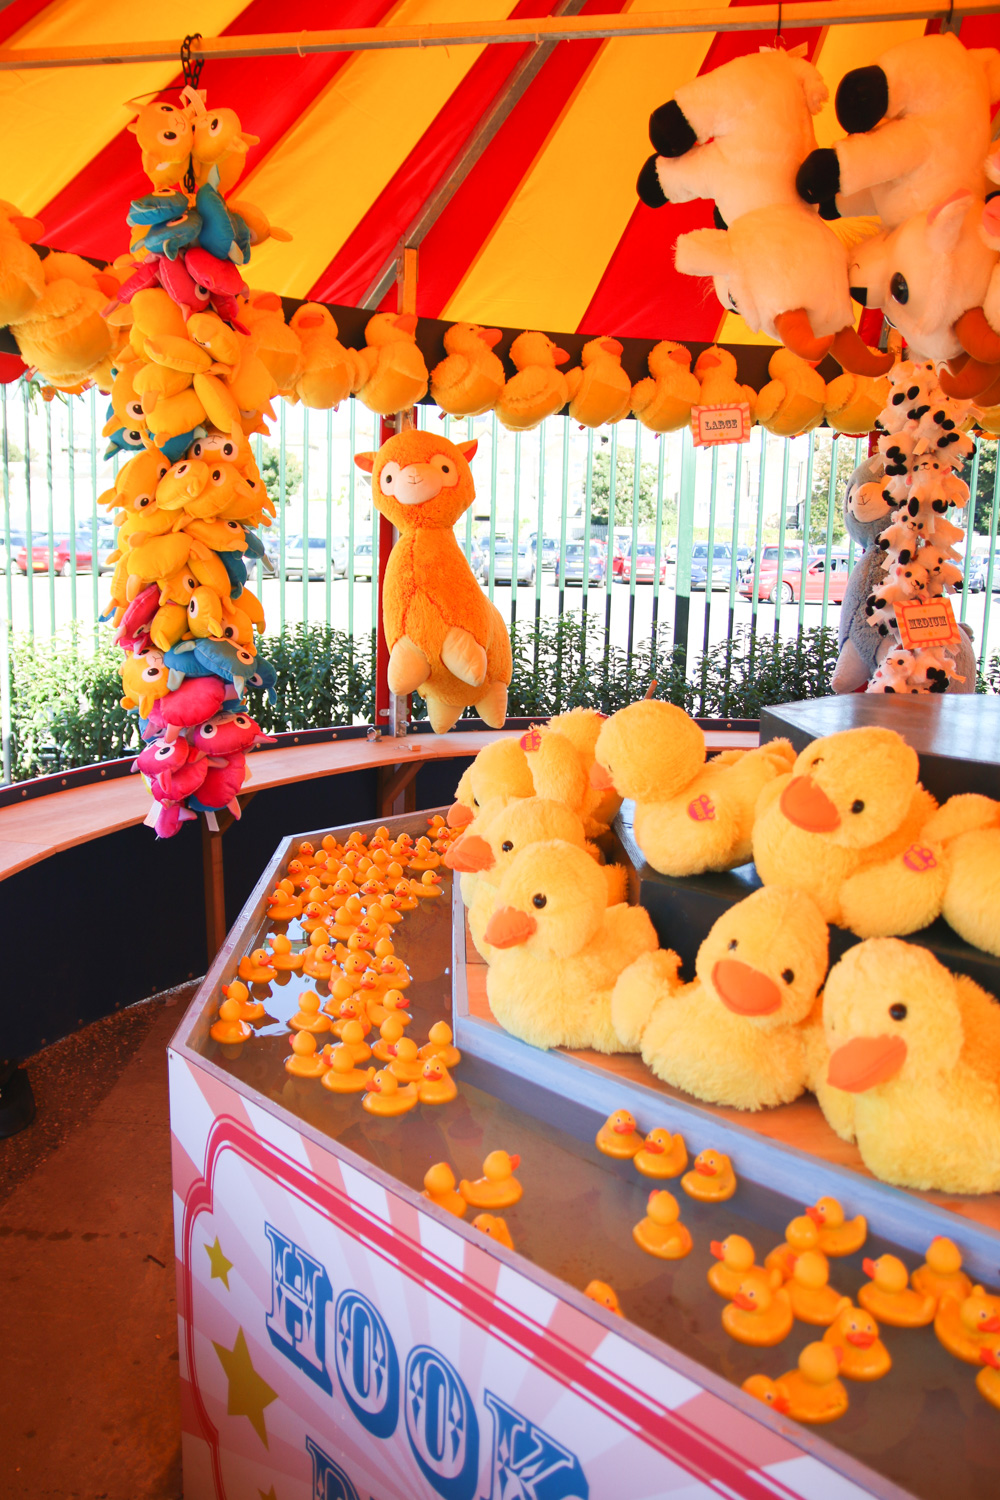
left=812, top=939, right=1000, bottom=1194
left=565, top=336, right=632, bottom=428
left=289, top=303, right=360, bottom=410
left=754, top=348, right=827, bottom=438
left=694, top=346, right=756, bottom=418
left=483, top=839, right=659, bottom=1052
left=0, top=201, right=45, bottom=327
left=593, top=700, right=795, bottom=876
left=824, top=370, right=890, bottom=437
left=449, top=736, right=534, bottom=831
left=611, top=886, right=829, bottom=1110
left=495, top=331, right=570, bottom=431
left=241, top=291, right=303, bottom=396
left=752, top=727, right=945, bottom=937
left=355, top=311, right=428, bottom=416
left=430, top=322, right=505, bottom=417
left=549, top=707, right=623, bottom=834
left=630, top=340, right=700, bottom=433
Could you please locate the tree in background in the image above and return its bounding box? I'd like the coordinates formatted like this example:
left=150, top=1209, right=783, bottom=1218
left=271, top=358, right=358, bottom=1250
left=588, top=438, right=673, bottom=530
left=805, top=437, right=859, bottom=546
left=260, top=445, right=303, bottom=504
left=964, top=439, right=997, bottom=539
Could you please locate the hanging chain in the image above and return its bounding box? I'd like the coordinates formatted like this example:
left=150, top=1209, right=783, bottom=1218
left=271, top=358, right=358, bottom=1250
left=180, top=34, right=204, bottom=195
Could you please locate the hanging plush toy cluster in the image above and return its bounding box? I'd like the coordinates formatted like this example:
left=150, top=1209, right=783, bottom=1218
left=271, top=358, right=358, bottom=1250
left=99, top=84, right=284, bottom=836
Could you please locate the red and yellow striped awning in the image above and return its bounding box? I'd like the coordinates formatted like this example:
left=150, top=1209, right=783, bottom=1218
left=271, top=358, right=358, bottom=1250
left=2, top=0, right=1000, bottom=346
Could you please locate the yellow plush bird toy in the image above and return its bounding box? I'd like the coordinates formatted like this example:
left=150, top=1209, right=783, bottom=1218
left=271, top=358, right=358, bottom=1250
left=565, top=336, right=632, bottom=428
left=612, top=885, right=829, bottom=1110
left=430, top=322, right=505, bottom=417
left=354, top=429, right=511, bottom=733
left=755, top=348, right=827, bottom=437
left=630, top=340, right=700, bottom=433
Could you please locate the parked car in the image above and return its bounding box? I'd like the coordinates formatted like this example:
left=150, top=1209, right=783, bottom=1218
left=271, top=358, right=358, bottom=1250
left=741, top=551, right=851, bottom=604
left=0, top=527, right=26, bottom=573
left=617, top=540, right=668, bottom=584
left=351, top=539, right=375, bottom=581
left=14, top=529, right=113, bottom=576
left=456, top=531, right=486, bottom=581
left=689, top=542, right=733, bottom=591
left=965, top=553, right=988, bottom=592
left=490, top=538, right=535, bottom=585
left=528, top=534, right=560, bottom=572
left=560, top=541, right=605, bottom=586
left=283, top=535, right=348, bottom=580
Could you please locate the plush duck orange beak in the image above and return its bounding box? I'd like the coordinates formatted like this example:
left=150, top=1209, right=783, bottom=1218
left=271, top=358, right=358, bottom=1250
left=827, top=1035, right=907, bottom=1092
left=444, top=834, right=494, bottom=872
left=711, top=959, right=782, bottom=1016
left=446, top=800, right=474, bottom=829
left=484, top=906, right=537, bottom=948
left=589, top=761, right=614, bottom=792
left=780, top=776, right=841, bottom=832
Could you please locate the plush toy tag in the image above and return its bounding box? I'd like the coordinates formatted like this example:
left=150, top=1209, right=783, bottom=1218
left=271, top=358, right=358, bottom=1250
left=687, top=793, right=716, bottom=822
left=519, top=726, right=542, bottom=752
left=895, top=596, right=962, bottom=651
left=691, top=403, right=750, bottom=448
left=902, top=843, right=938, bottom=873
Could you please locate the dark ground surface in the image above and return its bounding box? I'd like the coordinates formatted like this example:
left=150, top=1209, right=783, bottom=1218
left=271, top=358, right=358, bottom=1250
left=0, top=989, right=195, bottom=1500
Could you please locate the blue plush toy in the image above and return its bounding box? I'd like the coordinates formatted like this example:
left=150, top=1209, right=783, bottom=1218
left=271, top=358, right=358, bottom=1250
left=216, top=549, right=247, bottom=597
left=246, top=656, right=277, bottom=705
left=195, top=184, right=251, bottom=265
left=144, top=209, right=203, bottom=261
left=127, top=191, right=188, bottom=228
left=191, top=638, right=257, bottom=696
left=104, top=415, right=147, bottom=462
left=162, top=425, right=207, bottom=463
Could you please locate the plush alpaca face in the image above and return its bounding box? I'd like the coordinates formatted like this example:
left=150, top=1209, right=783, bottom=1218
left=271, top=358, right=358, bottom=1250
left=354, top=430, right=478, bottom=531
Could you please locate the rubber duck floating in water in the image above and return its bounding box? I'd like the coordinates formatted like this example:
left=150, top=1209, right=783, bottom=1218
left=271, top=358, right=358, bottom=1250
left=288, top=993, right=332, bottom=1035
left=774, top=1342, right=849, bottom=1425
left=362, top=1067, right=418, bottom=1117
left=267, top=934, right=302, bottom=972
left=585, top=1281, right=623, bottom=1317
left=238, top=947, right=276, bottom=984
left=221, top=979, right=265, bottom=1023
left=912, top=1236, right=974, bottom=1304
left=708, top=1236, right=779, bottom=1300
left=472, top=1213, right=514, bottom=1251
left=632, top=1191, right=692, bottom=1260
left=634, top=1128, right=688, bottom=1179
left=210, top=997, right=251, bottom=1045
left=460, top=1150, right=522, bottom=1209
left=419, top=1057, right=457, bottom=1105
left=422, top=1163, right=466, bottom=1218
left=596, top=1109, right=642, bottom=1159
left=418, top=1021, right=461, bottom=1069
left=823, top=1305, right=891, bottom=1381
left=723, top=1273, right=794, bottom=1347
left=858, top=1255, right=935, bottom=1328
left=285, top=1031, right=327, bottom=1079
left=765, top=1215, right=824, bottom=1282
left=786, top=1251, right=852, bottom=1327
left=804, top=1197, right=867, bottom=1257
left=934, top=1286, right=1000, bottom=1364
left=320, top=1043, right=370, bottom=1094
left=681, top=1149, right=737, bottom=1202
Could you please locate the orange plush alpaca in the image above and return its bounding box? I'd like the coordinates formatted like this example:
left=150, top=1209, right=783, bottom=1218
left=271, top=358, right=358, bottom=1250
left=354, top=431, right=512, bottom=734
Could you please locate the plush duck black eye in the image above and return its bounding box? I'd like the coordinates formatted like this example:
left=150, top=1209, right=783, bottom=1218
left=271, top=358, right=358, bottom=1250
left=889, top=1002, right=907, bottom=1021
left=782, top=968, right=795, bottom=985
left=532, top=893, right=547, bottom=909
left=890, top=272, right=909, bottom=305
left=851, top=799, right=865, bottom=813
left=501, top=840, right=513, bottom=852
left=728, top=938, right=738, bottom=951
left=811, top=756, right=823, bottom=767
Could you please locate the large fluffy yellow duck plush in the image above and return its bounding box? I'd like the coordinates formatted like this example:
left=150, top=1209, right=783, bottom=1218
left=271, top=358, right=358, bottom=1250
left=592, top=700, right=794, bottom=875
left=430, top=322, right=505, bottom=417
left=565, top=336, right=632, bottom=428
left=495, top=331, right=570, bottom=431
left=549, top=706, right=623, bottom=832
left=752, top=727, right=944, bottom=937
left=612, top=886, right=829, bottom=1109
left=289, top=303, right=360, bottom=410
left=450, top=737, right=534, bottom=831
left=355, top=312, right=428, bottom=416
left=812, top=939, right=1000, bottom=1193
left=754, top=348, right=826, bottom=438
left=242, top=291, right=302, bottom=396
left=824, top=370, right=890, bottom=437
left=630, top=340, right=701, bottom=433
left=0, top=200, right=45, bottom=326
left=354, top=430, right=511, bottom=733
left=694, top=346, right=757, bottom=419
left=924, top=793, right=1000, bottom=957
left=483, top=840, right=660, bottom=1052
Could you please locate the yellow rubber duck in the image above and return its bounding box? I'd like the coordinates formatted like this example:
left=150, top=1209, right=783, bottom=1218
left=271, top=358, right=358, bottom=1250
left=418, top=1057, right=457, bottom=1106
left=634, top=1128, right=688, bottom=1179
left=564, top=336, right=632, bottom=428
left=787, top=1251, right=852, bottom=1327
left=301, top=942, right=336, bottom=981
left=708, top=1236, right=779, bottom=1300
left=320, top=1043, right=369, bottom=1094
left=472, top=1213, right=514, bottom=1251
left=823, top=370, right=889, bottom=438
left=754, top=348, right=826, bottom=438
left=422, top=1162, right=466, bottom=1217
left=430, top=322, right=505, bottom=417
left=977, top=1348, right=1000, bottom=1410
left=693, top=346, right=756, bottom=416
left=339, top=1020, right=372, bottom=1067
left=460, top=1150, right=522, bottom=1209
left=300, top=901, right=332, bottom=936
left=630, top=340, right=700, bottom=433
left=267, top=934, right=302, bottom=972
left=595, top=1109, right=642, bottom=1159
left=804, top=1198, right=867, bottom=1258
left=934, top=1286, right=1000, bottom=1364
left=742, top=1374, right=791, bottom=1415
left=362, top=1067, right=418, bottom=1117
left=765, top=1216, right=824, bottom=1282
left=823, top=1305, right=891, bottom=1381
left=372, top=955, right=411, bottom=991
left=285, top=1031, right=327, bottom=1079
left=210, top=997, right=251, bottom=1045
left=370, top=1014, right=406, bottom=1063
left=238, top=948, right=276, bottom=985
left=330, top=995, right=371, bottom=1039
left=289, top=303, right=359, bottom=410
left=632, top=1190, right=692, bottom=1260
left=288, top=993, right=332, bottom=1035
left=388, top=1037, right=423, bottom=1084
left=912, top=1237, right=974, bottom=1304
left=221, top=979, right=265, bottom=1023
left=776, top=1343, right=849, bottom=1424
left=681, top=1149, right=737, bottom=1203
left=495, top=331, right=570, bottom=432
left=355, top=311, right=428, bottom=416
left=585, top=1281, right=623, bottom=1317
left=722, top=1273, right=793, bottom=1347
left=418, top=1021, right=461, bottom=1069
left=858, top=1256, right=935, bottom=1328
left=266, top=887, right=301, bottom=923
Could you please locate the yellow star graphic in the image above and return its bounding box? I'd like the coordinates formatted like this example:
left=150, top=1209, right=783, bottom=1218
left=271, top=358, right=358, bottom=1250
left=213, top=1327, right=278, bottom=1447
left=205, top=1236, right=233, bottom=1289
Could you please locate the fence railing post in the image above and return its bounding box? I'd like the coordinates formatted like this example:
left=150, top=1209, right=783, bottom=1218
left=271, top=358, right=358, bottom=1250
left=673, top=426, right=696, bottom=670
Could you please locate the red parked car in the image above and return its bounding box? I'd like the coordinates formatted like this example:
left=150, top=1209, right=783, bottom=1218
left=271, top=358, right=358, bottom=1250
left=616, top=541, right=668, bottom=584
left=15, top=535, right=99, bottom=576
left=740, top=551, right=851, bottom=604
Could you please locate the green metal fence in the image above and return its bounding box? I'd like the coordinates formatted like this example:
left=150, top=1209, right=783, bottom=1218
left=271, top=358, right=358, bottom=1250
left=2, top=377, right=999, bottom=781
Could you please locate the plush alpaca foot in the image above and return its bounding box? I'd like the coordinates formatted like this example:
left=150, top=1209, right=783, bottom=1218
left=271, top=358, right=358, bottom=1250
left=476, top=680, right=508, bottom=728
left=388, top=636, right=430, bottom=694
left=425, top=695, right=464, bottom=735
left=441, top=626, right=487, bottom=686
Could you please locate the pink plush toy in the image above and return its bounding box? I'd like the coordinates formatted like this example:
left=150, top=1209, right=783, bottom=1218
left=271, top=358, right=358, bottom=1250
left=114, top=583, right=161, bottom=653
left=189, top=710, right=272, bottom=755
left=149, top=758, right=209, bottom=803
left=190, top=752, right=247, bottom=811
left=157, top=675, right=227, bottom=732
left=153, top=802, right=198, bottom=840
left=134, top=736, right=194, bottom=778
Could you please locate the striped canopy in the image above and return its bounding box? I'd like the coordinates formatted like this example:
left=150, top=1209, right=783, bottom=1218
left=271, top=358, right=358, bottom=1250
left=2, top=1, right=1000, bottom=347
